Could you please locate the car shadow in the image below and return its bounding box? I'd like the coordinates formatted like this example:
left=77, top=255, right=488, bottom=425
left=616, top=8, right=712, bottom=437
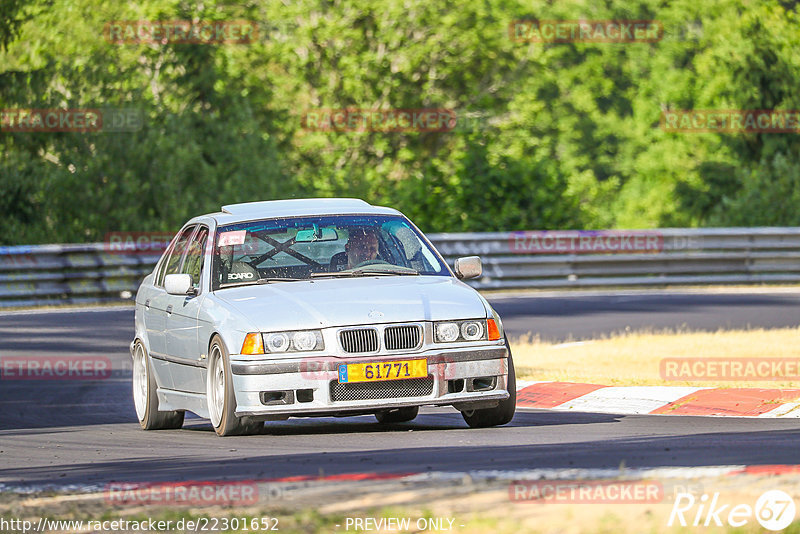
left=180, top=409, right=622, bottom=435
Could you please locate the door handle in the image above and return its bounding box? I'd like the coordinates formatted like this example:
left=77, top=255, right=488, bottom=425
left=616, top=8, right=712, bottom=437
left=144, top=299, right=150, bottom=309
left=166, top=305, right=173, bottom=315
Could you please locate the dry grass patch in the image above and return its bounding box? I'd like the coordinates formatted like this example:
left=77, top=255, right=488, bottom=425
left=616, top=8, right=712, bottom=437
left=511, top=327, right=800, bottom=388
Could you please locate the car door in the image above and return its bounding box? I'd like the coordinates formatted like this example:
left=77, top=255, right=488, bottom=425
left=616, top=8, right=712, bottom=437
left=147, top=225, right=196, bottom=389
left=165, top=226, right=209, bottom=393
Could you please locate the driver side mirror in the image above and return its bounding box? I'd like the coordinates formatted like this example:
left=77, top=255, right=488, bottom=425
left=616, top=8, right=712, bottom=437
left=454, top=256, right=482, bottom=280
left=165, top=273, right=197, bottom=296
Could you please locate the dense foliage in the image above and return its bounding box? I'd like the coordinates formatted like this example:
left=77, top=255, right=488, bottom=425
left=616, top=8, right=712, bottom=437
left=2, top=0, right=799, bottom=244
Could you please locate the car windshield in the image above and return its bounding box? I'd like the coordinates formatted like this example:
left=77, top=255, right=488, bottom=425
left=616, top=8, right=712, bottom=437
left=212, top=215, right=448, bottom=289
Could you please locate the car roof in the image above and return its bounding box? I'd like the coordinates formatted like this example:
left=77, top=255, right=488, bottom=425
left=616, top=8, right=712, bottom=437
left=207, top=198, right=402, bottom=225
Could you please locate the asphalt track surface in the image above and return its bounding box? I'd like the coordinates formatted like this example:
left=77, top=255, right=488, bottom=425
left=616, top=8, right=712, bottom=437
left=2, top=290, right=800, bottom=489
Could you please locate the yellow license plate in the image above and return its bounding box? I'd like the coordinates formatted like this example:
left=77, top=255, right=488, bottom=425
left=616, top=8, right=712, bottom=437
left=338, top=359, right=427, bottom=383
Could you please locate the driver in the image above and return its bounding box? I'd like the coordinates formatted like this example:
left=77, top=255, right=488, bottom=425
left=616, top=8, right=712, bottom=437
left=346, top=227, right=379, bottom=268
left=329, top=227, right=380, bottom=271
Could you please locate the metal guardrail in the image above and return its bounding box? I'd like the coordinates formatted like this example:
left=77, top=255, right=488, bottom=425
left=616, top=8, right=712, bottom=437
left=0, top=243, right=160, bottom=308
left=433, top=227, right=800, bottom=290
left=2, top=227, right=800, bottom=308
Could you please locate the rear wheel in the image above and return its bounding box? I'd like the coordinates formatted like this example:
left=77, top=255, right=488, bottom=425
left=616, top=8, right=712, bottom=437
left=375, top=406, right=419, bottom=423
left=207, top=336, right=263, bottom=436
left=132, top=342, right=184, bottom=430
left=461, top=338, right=516, bottom=428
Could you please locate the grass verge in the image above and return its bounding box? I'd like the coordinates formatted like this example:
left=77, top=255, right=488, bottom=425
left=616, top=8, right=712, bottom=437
left=511, top=326, right=800, bottom=388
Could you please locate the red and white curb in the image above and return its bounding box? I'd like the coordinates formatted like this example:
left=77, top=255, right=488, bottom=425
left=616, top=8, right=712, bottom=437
left=8, top=466, right=800, bottom=496
left=403, top=464, right=800, bottom=482
left=515, top=381, right=800, bottom=417
left=11, top=465, right=800, bottom=496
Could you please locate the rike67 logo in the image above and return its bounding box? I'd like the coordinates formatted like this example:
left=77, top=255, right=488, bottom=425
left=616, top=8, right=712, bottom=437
left=669, top=490, right=796, bottom=531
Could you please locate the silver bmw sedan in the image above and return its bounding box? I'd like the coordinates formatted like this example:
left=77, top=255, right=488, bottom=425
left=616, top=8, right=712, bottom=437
left=131, top=199, right=515, bottom=436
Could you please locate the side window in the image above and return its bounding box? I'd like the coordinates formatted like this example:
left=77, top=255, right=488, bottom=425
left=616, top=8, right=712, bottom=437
left=154, top=243, right=175, bottom=287
left=157, top=226, right=195, bottom=286
left=181, top=226, right=208, bottom=290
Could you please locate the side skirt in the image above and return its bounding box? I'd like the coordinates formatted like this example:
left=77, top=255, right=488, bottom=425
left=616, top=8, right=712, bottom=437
left=157, top=388, right=209, bottom=419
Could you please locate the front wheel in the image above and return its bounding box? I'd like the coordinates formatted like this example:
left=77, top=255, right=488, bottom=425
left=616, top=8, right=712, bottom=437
left=132, top=342, right=184, bottom=430
left=207, top=336, right=263, bottom=436
left=461, top=338, right=516, bottom=428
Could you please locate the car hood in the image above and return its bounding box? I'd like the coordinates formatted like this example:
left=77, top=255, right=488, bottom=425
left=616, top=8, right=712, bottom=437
left=213, top=276, right=487, bottom=330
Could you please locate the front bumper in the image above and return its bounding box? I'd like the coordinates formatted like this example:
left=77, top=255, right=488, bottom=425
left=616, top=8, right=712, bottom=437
left=230, top=346, right=509, bottom=418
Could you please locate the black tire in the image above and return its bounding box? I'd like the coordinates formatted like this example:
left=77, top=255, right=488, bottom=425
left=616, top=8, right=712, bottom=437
left=375, top=406, right=419, bottom=423
left=132, top=342, right=184, bottom=430
left=207, top=336, right=263, bottom=437
left=461, top=337, right=516, bottom=428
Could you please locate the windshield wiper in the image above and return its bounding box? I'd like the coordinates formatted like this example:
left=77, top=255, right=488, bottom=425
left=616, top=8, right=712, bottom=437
left=218, top=280, right=260, bottom=288
left=311, top=268, right=419, bottom=278
left=353, top=268, right=419, bottom=276
left=218, top=277, right=303, bottom=288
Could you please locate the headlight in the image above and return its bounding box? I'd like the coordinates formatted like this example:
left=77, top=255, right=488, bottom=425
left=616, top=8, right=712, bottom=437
left=461, top=321, right=484, bottom=341
left=261, top=330, right=324, bottom=353
left=292, top=330, right=319, bottom=351
left=264, top=332, right=290, bottom=352
left=435, top=322, right=460, bottom=343
left=434, top=320, right=488, bottom=342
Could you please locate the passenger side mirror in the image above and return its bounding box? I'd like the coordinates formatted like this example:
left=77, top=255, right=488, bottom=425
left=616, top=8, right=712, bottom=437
left=454, top=256, right=482, bottom=280
left=165, top=273, right=196, bottom=296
